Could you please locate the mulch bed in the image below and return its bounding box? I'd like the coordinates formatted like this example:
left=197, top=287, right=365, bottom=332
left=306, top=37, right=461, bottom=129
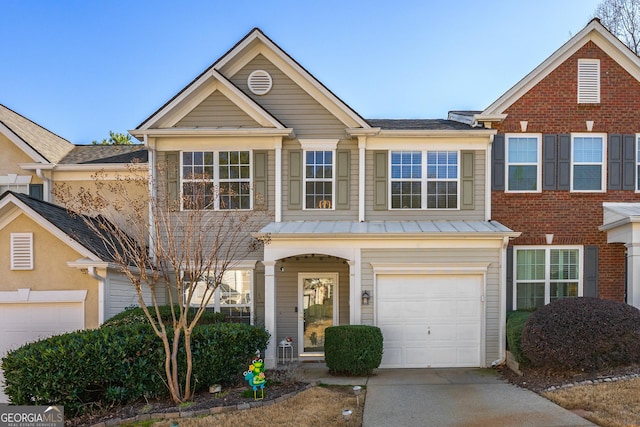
left=66, top=380, right=309, bottom=426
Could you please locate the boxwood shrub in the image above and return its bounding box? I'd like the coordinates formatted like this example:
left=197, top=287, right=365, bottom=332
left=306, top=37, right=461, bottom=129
left=506, top=310, right=532, bottom=365
left=521, top=297, right=640, bottom=371
left=324, top=325, right=383, bottom=376
left=1, top=321, right=268, bottom=416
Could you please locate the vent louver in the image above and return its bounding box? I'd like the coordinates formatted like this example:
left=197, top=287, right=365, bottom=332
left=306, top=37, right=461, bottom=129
left=578, top=59, right=600, bottom=104
left=11, top=232, right=33, bottom=270
left=248, top=70, right=272, bottom=95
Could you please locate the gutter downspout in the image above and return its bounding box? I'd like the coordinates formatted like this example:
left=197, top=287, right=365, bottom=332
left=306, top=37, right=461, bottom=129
left=88, top=266, right=107, bottom=325
left=35, top=168, right=51, bottom=202
left=492, top=235, right=511, bottom=368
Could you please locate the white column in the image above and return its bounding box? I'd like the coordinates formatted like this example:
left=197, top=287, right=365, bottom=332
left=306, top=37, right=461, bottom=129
left=358, top=137, right=366, bottom=222
left=626, top=243, right=640, bottom=308
left=262, top=260, right=277, bottom=368
left=275, top=140, right=282, bottom=223
left=348, top=260, right=358, bottom=325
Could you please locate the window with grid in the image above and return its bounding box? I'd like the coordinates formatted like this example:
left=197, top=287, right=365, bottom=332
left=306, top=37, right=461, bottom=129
left=507, top=135, right=540, bottom=192
left=391, top=150, right=458, bottom=209
left=181, top=151, right=251, bottom=210
left=185, top=269, right=253, bottom=324
left=572, top=135, right=605, bottom=191
left=514, top=247, right=581, bottom=310
left=304, top=150, right=333, bottom=209
left=0, top=174, right=31, bottom=196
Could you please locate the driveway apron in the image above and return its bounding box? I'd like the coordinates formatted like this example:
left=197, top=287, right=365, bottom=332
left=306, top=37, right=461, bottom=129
left=362, top=368, right=595, bottom=427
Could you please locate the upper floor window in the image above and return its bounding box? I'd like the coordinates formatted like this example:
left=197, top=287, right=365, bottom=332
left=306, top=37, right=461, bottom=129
left=514, top=246, right=582, bottom=310
left=571, top=134, right=605, bottom=192
left=578, top=58, right=600, bottom=104
left=390, top=150, right=458, bottom=209
left=181, top=151, right=251, bottom=210
left=506, top=135, right=541, bottom=192
left=0, top=174, right=31, bottom=196
left=304, top=150, right=334, bottom=209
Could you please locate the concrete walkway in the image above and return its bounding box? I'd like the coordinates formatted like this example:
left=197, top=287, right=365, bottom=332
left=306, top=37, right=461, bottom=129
left=296, top=363, right=595, bottom=427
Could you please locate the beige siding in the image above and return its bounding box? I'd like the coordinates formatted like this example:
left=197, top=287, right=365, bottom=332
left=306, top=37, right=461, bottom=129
left=365, top=149, right=486, bottom=221
left=274, top=257, right=350, bottom=356
left=174, top=91, right=261, bottom=128
left=104, top=272, right=167, bottom=321
left=229, top=54, right=347, bottom=139
left=361, top=247, right=502, bottom=366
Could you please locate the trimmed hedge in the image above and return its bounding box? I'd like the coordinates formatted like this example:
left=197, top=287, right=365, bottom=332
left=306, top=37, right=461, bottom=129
left=521, top=297, right=640, bottom=371
left=324, top=325, right=383, bottom=376
left=1, top=322, right=268, bottom=416
left=103, top=304, right=226, bottom=327
left=506, top=310, right=532, bottom=365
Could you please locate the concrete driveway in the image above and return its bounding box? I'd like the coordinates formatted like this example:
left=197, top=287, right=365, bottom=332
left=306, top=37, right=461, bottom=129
left=297, top=364, right=594, bottom=427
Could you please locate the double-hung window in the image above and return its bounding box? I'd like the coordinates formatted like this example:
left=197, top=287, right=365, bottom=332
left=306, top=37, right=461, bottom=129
left=304, top=150, right=334, bottom=209
left=514, top=246, right=582, bottom=310
left=391, top=150, right=458, bottom=209
left=571, top=134, right=605, bottom=192
left=506, top=135, right=540, bottom=192
left=181, top=151, right=251, bottom=210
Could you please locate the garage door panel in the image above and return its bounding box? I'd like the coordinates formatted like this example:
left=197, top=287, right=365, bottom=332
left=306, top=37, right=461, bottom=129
left=377, top=274, right=482, bottom=368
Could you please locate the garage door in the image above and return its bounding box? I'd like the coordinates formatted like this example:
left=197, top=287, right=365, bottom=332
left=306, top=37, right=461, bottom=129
left=0, top=302, right=84, bottom=403
left=377, top=274, right=483, bottom=368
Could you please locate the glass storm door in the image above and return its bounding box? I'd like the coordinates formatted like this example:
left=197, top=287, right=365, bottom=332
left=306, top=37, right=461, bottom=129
left=299, top=273, right=338, bottom=355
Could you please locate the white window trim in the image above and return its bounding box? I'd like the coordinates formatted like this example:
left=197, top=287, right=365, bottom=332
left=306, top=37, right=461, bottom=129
left=570, top=133, right=607, bottom=193
left=0, top=174, right=32, bottom=195
left=512, top=245, right=584, bottom=310
left=577, top=58, right=600, bottom=104
left=505, top=134, right=542, bottom=193
left=180, top=150, right=253, bottom=211
left=11, top=232, right=33, bottom=270
left=389, top=150, right=461, bottom=210
left=302, top=149, right=336, bottom=210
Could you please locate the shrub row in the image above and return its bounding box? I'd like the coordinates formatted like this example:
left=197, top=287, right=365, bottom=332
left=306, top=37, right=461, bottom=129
left=102, top=304, right=226, bottom=327
left=2, top=321, right=268, bottom=416
left=325, top=325, right=383, bottom=376
left=506, top=310, right=532, bottom=365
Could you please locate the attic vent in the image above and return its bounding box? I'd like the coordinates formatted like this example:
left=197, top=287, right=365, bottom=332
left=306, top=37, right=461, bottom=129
left=578, top=59, right=600, bottom=104
left=11, top=232, right=33, bottom=270
left=248, top=70, right=272, bottom=95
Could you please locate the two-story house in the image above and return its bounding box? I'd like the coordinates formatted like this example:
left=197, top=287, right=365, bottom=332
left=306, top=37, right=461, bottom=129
left=130, top=28, right=519, bottom=369
left=474, top=19, right=640, bottom=315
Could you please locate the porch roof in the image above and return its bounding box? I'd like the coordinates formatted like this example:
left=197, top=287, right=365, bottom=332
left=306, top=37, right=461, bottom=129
left=260, top=220, right=519, bottom=238
left=600, top=202, right=640, bottom=231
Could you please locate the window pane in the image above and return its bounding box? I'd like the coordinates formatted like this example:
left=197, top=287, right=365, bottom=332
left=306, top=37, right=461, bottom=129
left=391, top=181, right=421, bottom=208
left=550, top=282, right=578, bottom=302
left=426, top=181, right=457, bottom=209
left=183, top=182, right=214, bottom=210
left=516, top=283, right=545, bottom=310
left=573, top=165, right=602, bottom=190
left=508, top=165, right=537, bottom=191
left=550, top=249, right=579, bottom=280
left=573, top=137, right=603, bottom=162
left=516, top=250, right=545, bottom=280
left=508, top=137, right=538, bottom=162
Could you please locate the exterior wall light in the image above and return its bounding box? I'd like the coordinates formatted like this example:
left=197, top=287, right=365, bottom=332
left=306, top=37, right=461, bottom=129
left=361, top=290, right=371, bottom=305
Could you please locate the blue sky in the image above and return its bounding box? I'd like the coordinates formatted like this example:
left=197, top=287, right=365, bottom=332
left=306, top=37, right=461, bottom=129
left=1, top=0, right=602, bottom=144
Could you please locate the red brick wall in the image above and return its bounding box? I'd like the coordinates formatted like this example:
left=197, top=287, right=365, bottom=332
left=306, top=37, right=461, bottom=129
left=492, top=41, right=640, bottom=302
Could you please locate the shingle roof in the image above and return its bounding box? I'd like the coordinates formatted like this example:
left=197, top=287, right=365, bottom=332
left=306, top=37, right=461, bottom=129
left=59, top=145, right=148, bottom=164
left=3, top=191, right=128, bottom=262
left=0, top=104, right=74, bottom=163
left=366, top=119, right=477, bottom=131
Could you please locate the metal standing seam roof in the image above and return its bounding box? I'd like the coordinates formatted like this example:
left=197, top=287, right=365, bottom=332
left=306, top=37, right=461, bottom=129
left=260, top=220, right=517, bottom=236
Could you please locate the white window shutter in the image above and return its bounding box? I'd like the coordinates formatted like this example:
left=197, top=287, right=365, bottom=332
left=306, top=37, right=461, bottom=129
left=11, top=232, right=33, bottom=270
left=578, top=59, right=600, bottom=104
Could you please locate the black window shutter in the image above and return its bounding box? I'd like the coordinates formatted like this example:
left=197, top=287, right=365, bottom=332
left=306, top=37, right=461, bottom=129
left=28, top=184, right=44, bottom=200
left=506, top=246, right=514, bottom=312
left=583, top=246, right=599, bottom=298
left=557, top=134, right=571, bottom=190
left=623, top=134, right=636, bottom=190
left=492, top=134, right=505, bottom=191
left=608, top=134, right=622, bottom=190
left=543, top=134, right=557, bottom=190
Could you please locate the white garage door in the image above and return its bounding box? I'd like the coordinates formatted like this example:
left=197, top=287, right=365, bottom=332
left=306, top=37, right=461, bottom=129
left=377, top=274, right=483, bottom=368
left=0, top=302, right=84, bottom=403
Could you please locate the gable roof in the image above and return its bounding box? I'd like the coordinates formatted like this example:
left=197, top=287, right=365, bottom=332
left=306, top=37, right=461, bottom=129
left=0, top=191, right=126, bottom=262
left=59, top=145, right=148, bottom=164
left=0, top=104, right=74, bottom=163
left=134, top=27, right=370, bottom=134
left=479, top=18, right=640, bottom=119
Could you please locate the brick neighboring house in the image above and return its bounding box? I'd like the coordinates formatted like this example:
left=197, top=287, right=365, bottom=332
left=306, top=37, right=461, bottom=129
left=473, top=18, right=640, bottom=310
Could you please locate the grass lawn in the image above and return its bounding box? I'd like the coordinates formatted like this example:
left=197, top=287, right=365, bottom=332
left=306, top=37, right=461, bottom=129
left=147, top=385, right=364, bottom=427
left=543, top=377, right=640, bottom=427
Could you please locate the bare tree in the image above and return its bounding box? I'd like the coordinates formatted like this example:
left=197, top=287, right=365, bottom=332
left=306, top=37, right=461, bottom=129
left=54, top=161, right=270, bottom=403
left=595, top=0, right=640, bottom=55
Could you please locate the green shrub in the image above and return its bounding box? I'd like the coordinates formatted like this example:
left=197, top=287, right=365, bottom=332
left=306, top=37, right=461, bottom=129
left=1, top=322, right=269, bottom=417
left=103, top=304, right=226, bottom=327
left=506, top=311, right=532, bottom=365
left=521, top=297, right=640, bottom=371
left=324, top=325, right=383, bottom=376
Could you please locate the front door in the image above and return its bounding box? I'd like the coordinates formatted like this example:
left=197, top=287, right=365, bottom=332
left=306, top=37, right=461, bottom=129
left=298, top=273, right=338, bottom=356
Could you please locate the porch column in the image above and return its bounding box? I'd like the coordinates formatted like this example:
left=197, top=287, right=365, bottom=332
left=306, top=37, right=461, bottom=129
left=348, top=260, right=358, bottom=324
left=262, top=261, right=277, bottom=368
left=626, top=243, right=640, bottom=309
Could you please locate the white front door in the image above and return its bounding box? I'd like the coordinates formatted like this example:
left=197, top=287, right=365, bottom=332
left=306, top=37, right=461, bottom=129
left=298, top=272, right=338, bottom=356
left=377, top=274, right=483, bottom=368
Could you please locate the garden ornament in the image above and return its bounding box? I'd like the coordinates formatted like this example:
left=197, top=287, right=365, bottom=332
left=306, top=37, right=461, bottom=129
left=243, top=358, right=267, bottom=400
